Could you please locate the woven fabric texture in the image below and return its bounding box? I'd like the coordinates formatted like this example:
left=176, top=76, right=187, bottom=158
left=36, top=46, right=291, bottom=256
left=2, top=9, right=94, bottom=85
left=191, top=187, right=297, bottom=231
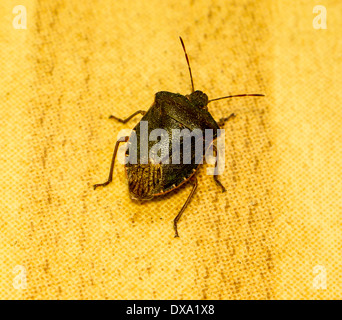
left=1, top=0, right=341, bottom=299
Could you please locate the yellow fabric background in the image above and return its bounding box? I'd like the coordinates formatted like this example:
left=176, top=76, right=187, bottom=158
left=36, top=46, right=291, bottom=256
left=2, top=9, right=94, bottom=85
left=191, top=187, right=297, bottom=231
left=1, top=0, right=341, bottom=299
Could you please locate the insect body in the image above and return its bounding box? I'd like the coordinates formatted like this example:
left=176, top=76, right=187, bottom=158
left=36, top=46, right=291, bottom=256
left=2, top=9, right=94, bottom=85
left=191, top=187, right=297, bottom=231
left=94, top=37, right=264, bottom=237
left=125, top=90, right=220, bottom=199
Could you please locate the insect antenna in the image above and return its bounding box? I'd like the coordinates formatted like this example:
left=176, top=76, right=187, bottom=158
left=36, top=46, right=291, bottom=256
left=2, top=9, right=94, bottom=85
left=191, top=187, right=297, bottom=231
left=208, top=93, right=265, bottom=103
left=179, top=36, right=195, bottom=93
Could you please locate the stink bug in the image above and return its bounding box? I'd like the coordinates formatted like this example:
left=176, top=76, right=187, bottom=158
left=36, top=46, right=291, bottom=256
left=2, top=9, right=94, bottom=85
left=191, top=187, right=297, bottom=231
left=94, top=37, right=264, bottom=237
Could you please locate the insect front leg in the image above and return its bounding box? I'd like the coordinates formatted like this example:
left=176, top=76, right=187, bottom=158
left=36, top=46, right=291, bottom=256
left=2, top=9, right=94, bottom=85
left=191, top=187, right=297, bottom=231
left=217, top=113, right=236, bottom=127
left=109, top=110, right=146, bottom=123
left=93, top=136, right=129, bottom=190
left=173, top=176, right=198, bottom=238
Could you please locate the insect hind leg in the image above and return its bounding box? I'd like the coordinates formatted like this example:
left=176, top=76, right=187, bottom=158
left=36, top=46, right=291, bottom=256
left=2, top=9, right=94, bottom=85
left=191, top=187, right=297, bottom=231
left=93, top=136, right=129, bottom=190
left=173, top=176, right=198, bottom=238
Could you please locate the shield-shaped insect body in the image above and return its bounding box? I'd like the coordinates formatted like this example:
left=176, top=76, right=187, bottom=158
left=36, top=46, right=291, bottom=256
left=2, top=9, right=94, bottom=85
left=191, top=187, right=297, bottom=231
left=94, top=37, right=264, bottom=237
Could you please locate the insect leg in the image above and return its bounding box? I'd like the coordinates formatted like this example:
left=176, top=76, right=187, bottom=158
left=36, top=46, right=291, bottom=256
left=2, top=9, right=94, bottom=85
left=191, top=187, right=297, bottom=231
left=109, top=110, right=146, bottom=123
left=173, top=176, right=198, bottom=238
left=93, top=136, right=129, bottom=190
left=212, top=144, right=226, bottom=193
left=217, top=113, right=236, bottom=127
